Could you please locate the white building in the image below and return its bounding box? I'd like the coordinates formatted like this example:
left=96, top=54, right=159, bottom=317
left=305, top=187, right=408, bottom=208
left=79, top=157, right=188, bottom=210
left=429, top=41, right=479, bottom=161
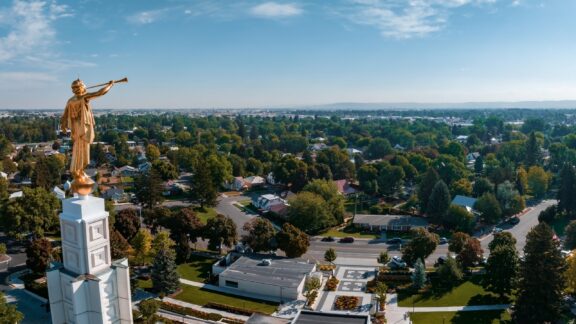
left=218, top=256, right=317, bottom=302
left=252, top=194, right=287, bottom=212
left=47, top=195, right=133, bottom=324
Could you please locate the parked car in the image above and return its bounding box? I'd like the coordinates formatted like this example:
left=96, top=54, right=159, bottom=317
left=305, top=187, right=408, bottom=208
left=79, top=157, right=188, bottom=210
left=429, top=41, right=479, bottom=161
left=389, top=256, right=407, bottom=269
left=386, top=238, right=403, bottom=245
left=509, top=217, right=520, bottom=225
left=493, top=227, right=503, bottom=234
left=434, top=255, right=455, bottom=267
left=439, top=237, right=448, bottom=245
left=339, top=237, right=355, bottom=243
left=322, top=236, right=335, bottom=242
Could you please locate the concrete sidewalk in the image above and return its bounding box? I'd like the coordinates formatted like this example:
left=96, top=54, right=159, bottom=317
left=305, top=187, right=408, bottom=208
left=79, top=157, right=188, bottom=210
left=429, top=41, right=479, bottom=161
left=385, top=293, right=510, bottom=324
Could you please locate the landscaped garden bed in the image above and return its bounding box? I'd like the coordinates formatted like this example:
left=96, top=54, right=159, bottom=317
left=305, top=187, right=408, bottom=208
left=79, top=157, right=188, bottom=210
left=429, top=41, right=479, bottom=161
left=325, top=276, right=340, bottom=291
left=334, top=295, right=361, bottom=311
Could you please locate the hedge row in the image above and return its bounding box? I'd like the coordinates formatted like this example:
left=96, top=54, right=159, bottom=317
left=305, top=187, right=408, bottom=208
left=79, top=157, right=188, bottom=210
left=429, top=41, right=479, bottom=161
left=160, top=302, right=223, bottom=322
left=205, top=302, right=257, bottom=316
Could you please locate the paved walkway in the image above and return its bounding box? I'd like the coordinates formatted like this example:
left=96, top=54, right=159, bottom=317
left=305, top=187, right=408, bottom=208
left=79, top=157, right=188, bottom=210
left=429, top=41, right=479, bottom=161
left=315, top=266, right=376, bottom=315
left=384, top=293, right=510, bottom=324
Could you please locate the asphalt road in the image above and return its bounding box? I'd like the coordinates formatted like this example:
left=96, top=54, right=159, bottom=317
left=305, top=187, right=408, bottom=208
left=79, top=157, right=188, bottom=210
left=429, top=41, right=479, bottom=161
left=301, top=199, right=556, bottom=266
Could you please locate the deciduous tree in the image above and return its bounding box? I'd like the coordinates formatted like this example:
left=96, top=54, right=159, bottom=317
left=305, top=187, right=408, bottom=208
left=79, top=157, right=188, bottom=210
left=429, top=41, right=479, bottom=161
left=456, top=238, right=483, bottom=269
left=324, top=248, right=337, bottom=264
left=242, top=218, right=276, bottom=252
left=115, top=208, right=141, bottom=242
left=276, top=223, right=310, bottom=258
left=449, top=232, right=471, bottom=254
left=402, top=228, right=439, bottom=266
left=131, top=228, right=153, bottom=265
left=484, top=245, right=519, bottom=298
left=474, top=193, right=502, bottom=224
left=0, top=292, right=23, bottom=323
left=135, top=169, right=165, bottom=208
left=26, top=238, right=53, bottom=275
left=288, top=192, right=335, bottom=233
left=203, top=214, right=237, bottom=254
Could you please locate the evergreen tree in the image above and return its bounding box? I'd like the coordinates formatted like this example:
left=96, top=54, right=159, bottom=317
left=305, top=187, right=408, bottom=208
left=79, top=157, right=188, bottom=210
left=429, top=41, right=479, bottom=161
left=276, top=223, right=310, bottom=258
left=474, top=155, right=484, bottom=174
left=411, top=259, right=426, bottom=289
left=484, top=245, right=519, bottom=298
left=190, top=158, right=218, bottom=208
left=557, top=164, right=576, bottom=215
left=418, top=167, right=440, bottom=213
left=437, top=257, right=463, bottom=288
left=488, top=232, right=516, bottom=251
left=514, top=223, right=566, bottom=323
left=564, top=220, right=576, bottom=250
left=427, top=180, right=451, bottom=223
left=524, top=131, right=541, bottom=167
left=151, top=248, right=180, bottom=295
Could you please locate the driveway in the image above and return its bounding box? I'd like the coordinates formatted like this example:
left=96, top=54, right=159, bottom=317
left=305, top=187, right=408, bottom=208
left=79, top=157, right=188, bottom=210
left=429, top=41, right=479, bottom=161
left=215, top=194, right=258, bottom=236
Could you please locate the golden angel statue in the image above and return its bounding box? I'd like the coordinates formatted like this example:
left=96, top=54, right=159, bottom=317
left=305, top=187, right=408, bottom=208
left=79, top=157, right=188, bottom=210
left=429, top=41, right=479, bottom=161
left=61, top=79, right=114, bottom=195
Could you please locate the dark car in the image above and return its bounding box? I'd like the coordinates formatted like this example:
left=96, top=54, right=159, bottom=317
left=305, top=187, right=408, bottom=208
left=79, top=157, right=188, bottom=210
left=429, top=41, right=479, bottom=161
left=386, top=238, right=403, bottom=245
left=321, top=236, right=335, bottom=242
left=339, top=237, right=355, bottom=243
left=509, top=217, right=520, bottom=225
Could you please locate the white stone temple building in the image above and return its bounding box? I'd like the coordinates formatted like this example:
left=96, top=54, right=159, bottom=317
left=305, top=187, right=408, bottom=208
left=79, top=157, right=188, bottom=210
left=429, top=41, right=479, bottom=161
left=47, top=195, right=133, bottom=323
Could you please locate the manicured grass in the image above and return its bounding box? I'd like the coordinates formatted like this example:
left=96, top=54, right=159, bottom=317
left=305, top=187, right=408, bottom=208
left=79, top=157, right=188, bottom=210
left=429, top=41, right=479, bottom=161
left=238, top=199, right=252, bottom=207
left=410, top=310, right=511, bottom=324
left=175, top=284, right=278, bottom=315
left=195, top=207, right=217, bottom=224
left=398, top=279, right=509, bottom=307
left=176, top=255, right=216, bottom=283
left=320, top=225, right=379, bottom=239
left=137, top=279, right=153, bottom=289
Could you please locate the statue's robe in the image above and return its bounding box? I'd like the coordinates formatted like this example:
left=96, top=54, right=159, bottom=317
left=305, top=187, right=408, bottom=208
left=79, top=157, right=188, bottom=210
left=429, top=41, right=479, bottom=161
left=61, top=95, right=95, bottom=174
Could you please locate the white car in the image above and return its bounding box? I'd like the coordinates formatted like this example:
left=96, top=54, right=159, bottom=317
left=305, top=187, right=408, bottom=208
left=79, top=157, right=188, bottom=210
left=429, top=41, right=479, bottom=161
left=390, top=256, right=407, bottom=269
left=493, top=227, right=503, bottom=234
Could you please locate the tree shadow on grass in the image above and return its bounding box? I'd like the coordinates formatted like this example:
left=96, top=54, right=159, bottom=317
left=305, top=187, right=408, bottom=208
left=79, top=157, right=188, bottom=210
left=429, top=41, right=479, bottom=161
left=450, top=310, right=512, bottom=324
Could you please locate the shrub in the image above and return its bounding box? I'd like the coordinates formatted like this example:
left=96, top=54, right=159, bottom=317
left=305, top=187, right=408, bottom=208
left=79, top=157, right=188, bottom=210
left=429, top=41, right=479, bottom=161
left=307, top=290, right=318, bottom=307
left=318, top=264, right=336, bottom=271
left=325, top=276, right=340, bottom=291
left=160, top=302, right=223, bottom=322
left=205, top=302, right=257, bottom=316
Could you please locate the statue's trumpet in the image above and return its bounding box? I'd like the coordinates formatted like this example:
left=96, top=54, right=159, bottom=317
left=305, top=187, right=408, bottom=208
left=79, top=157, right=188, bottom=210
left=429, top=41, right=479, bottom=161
left=85, top=77, right=128, bottom=89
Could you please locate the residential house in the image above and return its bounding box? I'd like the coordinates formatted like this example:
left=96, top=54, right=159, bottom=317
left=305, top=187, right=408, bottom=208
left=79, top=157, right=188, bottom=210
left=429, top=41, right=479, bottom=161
left=353, top=214, right=428, bottom=232
left=102, top=187, right=126, bottom=201
left=308, top=143, right=328, bottom=152
left=252, top=194, right=287, bottom=212
left=112, top=166, right=138, bottom=177
left=333, top=179, right=357, bottom=196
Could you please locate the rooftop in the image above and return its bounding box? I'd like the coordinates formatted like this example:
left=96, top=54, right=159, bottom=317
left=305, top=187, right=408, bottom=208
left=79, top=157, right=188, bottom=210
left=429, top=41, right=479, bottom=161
left=353, top=214, right=428, bottom=227
left=220, top=256, right=315, bottom=289
left=452, top=195, right=477, bottom=209
left=293, top=311, right=369, bottom=324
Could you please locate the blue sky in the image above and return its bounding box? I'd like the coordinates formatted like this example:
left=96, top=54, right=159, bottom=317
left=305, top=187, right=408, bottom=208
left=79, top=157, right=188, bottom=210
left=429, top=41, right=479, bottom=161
left=0, top=0, right=575, bottom=109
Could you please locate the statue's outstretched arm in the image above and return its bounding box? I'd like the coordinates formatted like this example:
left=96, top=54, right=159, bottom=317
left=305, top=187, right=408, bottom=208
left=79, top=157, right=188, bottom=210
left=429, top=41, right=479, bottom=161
left=84, top=81, right=114, bottom=100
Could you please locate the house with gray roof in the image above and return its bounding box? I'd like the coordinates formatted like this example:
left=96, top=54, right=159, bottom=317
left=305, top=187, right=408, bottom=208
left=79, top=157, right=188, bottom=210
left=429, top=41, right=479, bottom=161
left=218, top=256, right=317, bottom=303
left=452, top=195, right=478, bottom=214
left=352, top=214, right=428, bottom=232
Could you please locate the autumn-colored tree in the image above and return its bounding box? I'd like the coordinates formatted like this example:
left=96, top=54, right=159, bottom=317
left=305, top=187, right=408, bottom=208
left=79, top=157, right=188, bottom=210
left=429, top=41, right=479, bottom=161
left=242, top=218, right=276, bottom=252
left=456, top=238, right=483, bottom=269
left=130, top=228, right=153, bottom=265
left=449, top=232, right=471, bottom=254
left=26, top=238, right=54, bottom=275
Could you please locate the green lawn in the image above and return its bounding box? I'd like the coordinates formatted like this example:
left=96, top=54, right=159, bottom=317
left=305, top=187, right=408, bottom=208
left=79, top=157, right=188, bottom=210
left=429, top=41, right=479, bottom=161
left=195, top=207, right=217, bottom=224
left=137, top=279, right=153, bottom=290
left=175, top=284, right=278, bottom=315
left=238, top=199, right=252, bottom=207
left=176, top=255, right=216, bottom=283
left=398, top=279, right=509, bottom=307
left=410, top=310, right=511, bottom=324
left=319, top=225, right=379, bottom=239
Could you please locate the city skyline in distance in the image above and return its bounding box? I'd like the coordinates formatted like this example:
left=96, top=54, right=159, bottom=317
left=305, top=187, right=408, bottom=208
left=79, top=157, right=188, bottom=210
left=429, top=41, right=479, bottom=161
left=1, top=0, right=576, bottom=109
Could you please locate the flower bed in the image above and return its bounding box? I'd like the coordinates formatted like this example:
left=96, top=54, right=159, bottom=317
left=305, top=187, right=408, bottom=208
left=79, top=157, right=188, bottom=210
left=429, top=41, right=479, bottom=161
left=325, top=276, right=340, bottom=291
left=334, top=295, right=360, bottom=311
left=318, top=264, right=336, bottom=271
left=160, top=301, right=223, bottom=322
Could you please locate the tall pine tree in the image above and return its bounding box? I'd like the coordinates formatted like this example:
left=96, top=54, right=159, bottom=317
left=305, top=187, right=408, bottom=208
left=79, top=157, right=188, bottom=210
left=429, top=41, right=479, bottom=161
left=427, top=180, right=451, bottom=223
left=514, top=223, right=566, bottom=323
left=151, top=248, right=180, bottom=295
left=557, top=164, right=576, bottom=215
left=418, top=167, right=440, bottom=213
left=524, top=132, right=541, bottom=167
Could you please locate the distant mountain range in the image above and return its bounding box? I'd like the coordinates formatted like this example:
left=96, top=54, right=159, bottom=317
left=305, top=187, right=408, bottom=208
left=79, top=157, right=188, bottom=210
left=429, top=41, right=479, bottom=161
left=300, top=100, right=576, bottom=110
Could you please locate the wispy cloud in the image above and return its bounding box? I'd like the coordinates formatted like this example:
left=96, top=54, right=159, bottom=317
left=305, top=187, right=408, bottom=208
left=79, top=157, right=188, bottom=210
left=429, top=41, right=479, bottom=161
left=127, top=8, right=171, bottom=25
left=341, top=0, right=502, bottom=39
left=0, top=0, right=72, bottom=62
left=250, top=2, right=303, bottom=18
